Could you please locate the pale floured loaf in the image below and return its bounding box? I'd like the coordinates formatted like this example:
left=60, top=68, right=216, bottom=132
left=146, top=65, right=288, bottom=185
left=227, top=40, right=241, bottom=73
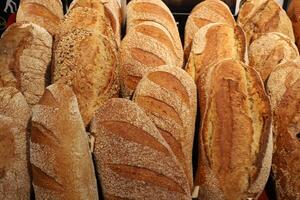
left=30, top=83, right=98, bottom=200
left=0, top=87, right=31, bottom=200
left=238, top=0, right=295, bottom=45
left=196, top=59, right=272, bottom=200
left=184, top=0, right=235, bottom=60
left=185, top=23, right=247, bottom=82
left=288, top=0, right=300, bottom=51
left=0, top=22, right=52, bottom=106
left=90, top=98, right=191, bottom=199
left=249, top=32, right=299, bottom=82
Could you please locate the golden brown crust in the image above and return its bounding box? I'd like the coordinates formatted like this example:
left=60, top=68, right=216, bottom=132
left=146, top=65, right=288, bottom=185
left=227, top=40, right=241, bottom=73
left=30, top=83, right=98, bottom=200
left=17, top=0, right=63, bottom=35
left=288, top=0, right=300, bottom=51
left=0, top=22, right=53, bottom=107
left=238, top=0, right=295, bottom=46
left=90, top=98, right=191, bottom=199
left=196, top=59, right=272, bottom=200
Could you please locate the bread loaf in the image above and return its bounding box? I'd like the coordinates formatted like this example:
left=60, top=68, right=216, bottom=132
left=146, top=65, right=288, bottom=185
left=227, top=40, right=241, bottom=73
left=288, top=0, right=300, bottom=51
left=53, top=7, right=119, bottom=125
left=30, top=83, right=98, bottom=200
left=196, top=59, right=272, bottom=200
left=0, top=22, right=52, bottom=106
left=238, top=0, right=295, bottom=45
left=185, top=23, right=247, bottom=82
left=90, top=98, right=191, bottom=199
left=120, top=21, right=181, bottom=97
left=184, top=0, right=235, bottom=60
left=249, top=32, right=299, bottom=82
left=133, top=66, right=197, bottom=189
left=17, top=0, right=64, bottom=35
left=0, top=87, right=31, bottom=200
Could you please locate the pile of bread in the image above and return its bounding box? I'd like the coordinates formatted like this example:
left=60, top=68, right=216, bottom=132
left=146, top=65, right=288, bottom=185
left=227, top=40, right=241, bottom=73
left=0, top=0, right=299, bottom=199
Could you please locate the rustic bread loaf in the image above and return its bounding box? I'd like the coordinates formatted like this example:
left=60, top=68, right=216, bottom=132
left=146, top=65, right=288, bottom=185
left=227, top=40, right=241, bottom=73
left=132, top=66, right=197, bottom=189
left=90, top=98, right=191, bottom=199
left=0, top=87, right=31, bottom=200
left=238, top=0, right=295, bottom=45
left=196, top=59, right=272, bottom=200
left=17, top=0, right=63, bottom=35
left=249, top=32, right=299, bottom=82
left=185, top=23, right=247, bottom=82
left=120, top=21, right=181, bottom=98
left=267, top=58, right=300, bottom=109
left=0, top=22, right=52, bottom=106
left=288, top=0, right=300, bottom=51
left=184, top=0, right=235, bottom=60
left=30, top=83, right=98, bottom=200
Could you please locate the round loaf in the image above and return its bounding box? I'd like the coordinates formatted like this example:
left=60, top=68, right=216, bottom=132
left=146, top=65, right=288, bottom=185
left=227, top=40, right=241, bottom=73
left=288, top=0, right=300, bottom=51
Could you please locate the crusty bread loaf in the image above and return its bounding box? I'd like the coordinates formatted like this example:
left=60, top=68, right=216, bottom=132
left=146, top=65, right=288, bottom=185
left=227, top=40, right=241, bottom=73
left=267, top=58, right=300, bottom=110
left=90, top=98, right=191, bottom=199
left=53, top=7, right=119, bottom=125
left=288, top=0, right=300, bottom=51
left=0, top=22, right=52, bottom=106
left=120, top=21, right=182, bottom=98
left=17, top=0, right=63, bottom=35
left=0, top=87, right=31, bottom=200
left=185, top=23, right=247, bottom=82
left=184, top=0, right=235, bottom=60
left=249, top=32, right=299, bottom=82
left=30, top=83, right=98, bottom=200
left=196, top=59, right=272, bottom=200
left=132, top=66, right=197, bottom=189
left=238, top=0, right=295, bottom=45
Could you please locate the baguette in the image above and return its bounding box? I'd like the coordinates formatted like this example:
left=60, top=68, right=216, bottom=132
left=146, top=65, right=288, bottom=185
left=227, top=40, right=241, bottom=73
left=90, top=98, right=191, bottom=199
left=185, top=23, right=247, bottom=82
left=133, top=66, right=197, bottom=189
left=0, top=22, right=52, bottom=106
left=0, top=87, right=31, bottom=200
left=249, top=32, right=299, bottom=82
left=288, top=0, right=300, bottom=51
left=17, top=0, right=63, bottom=35
left=184, top=0, right=235, bottom=60
left=238, top=0, right=295, bottom=45
left=196, top=59, right=272, bottom=200
left=30, top=83, right=98, bottom=200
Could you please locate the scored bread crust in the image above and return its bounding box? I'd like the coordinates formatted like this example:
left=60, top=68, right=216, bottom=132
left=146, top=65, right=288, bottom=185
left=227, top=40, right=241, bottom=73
left=249, top=32, right=299, bottom=82
left=288, top=0, right=300, bottom=51
left=196, top=59, right=272, bottom=200
left=30, top=83, right=98, bottom=200
left=0, top=87, right=31, bottom=200
left=132, top=66, right=197, bottom=190
left=17, top=0, right=63, bottom=35
left=238, top=0, right=295, bottom=46
left=120, top=21, right=181, bottom=98
left=184, top=0, right=235, bottom=60
left=185, top=23, right=247, bottom=82
left=90, top=98, right=191, bottom=199
left=0, top=22, right=52, bottom=107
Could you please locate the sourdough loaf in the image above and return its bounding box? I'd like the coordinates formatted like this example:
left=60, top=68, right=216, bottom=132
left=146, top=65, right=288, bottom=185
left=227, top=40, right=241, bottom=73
left=17, top=0, right=64, bottom=35
left=288, top=0, right=300, bottom=51
left=133, top=66, right=197, bottom=189
left=90, top=98, right=191, bottom=199
left=196, top=59, right=272, bottom=200
left=0, top=22, right=52, bottom=106
left=120, top=21, right=181, bottom=98
left=184, top=0, right=235, bottom=60
left=30, top=83, right=98, bottom=200
left=238, top=0, right=295, bottom=45
left=249, top=32, right=299, bottom=82
left=0, top=87, right=31, bottom=200
left=185, top=23, right=247, bottom=82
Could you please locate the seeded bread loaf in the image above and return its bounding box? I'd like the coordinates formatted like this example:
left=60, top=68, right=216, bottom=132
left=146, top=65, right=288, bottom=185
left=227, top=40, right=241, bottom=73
left=30, top=83, right=98, bottom=200
left=196, top=59, right=272, bottom=200
left=0, top=87, right=31, bottom=200
left=90, top=98, right=191, bottom=199
left=0, top=22, right=52, bottom=106
left=184, top=0, right=235, bottom=60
